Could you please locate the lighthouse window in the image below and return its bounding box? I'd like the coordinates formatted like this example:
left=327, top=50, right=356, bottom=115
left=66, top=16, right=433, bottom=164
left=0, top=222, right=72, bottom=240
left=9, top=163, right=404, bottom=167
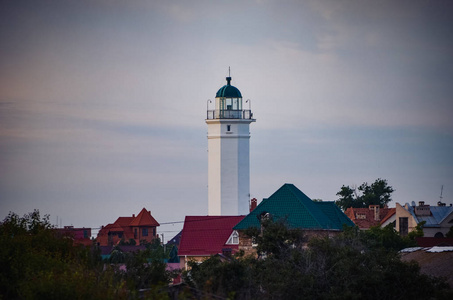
left=227, top=125, right=231, bottom=132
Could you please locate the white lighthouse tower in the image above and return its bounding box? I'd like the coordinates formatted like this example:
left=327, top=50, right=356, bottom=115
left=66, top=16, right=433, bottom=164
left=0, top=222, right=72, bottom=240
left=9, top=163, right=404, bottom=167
left=206, top=75, right=255, bottom=215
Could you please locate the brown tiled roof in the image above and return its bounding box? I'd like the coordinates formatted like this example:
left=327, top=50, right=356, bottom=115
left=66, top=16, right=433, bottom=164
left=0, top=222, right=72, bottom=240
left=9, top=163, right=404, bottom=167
left=401, top=249, right=453, bottom=287
left=115, top=217, right=134, bottom=227
left=380, top=208, right=396, bottom=225
left=345, top=206, right=394, bottom=229
left=129, top=208, right=160, bottom=227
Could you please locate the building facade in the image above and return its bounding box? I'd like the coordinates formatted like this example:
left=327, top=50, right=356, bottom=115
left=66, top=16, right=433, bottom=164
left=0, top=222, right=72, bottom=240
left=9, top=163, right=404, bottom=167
left=206, top=76, right=255, bottom=215
left=395, top=202, right=453, bottom=237
left=96, top=208, right=160, bottom=246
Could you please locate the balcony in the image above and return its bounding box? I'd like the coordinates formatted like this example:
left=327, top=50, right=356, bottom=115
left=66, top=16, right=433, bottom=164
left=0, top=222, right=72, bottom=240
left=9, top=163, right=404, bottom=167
left=207, top=109, right=253, bottom=120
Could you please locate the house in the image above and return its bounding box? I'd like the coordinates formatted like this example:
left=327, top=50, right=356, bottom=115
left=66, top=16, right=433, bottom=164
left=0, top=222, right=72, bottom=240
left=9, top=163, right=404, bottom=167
left=396, top=201, right=453, bottom=237
left=178, top=215, right=245, bottom=270
left=56, top=226, right=92, bottom=246
left=345, top=205, right=396, bottom=230
left=400, top=246, right=453, bottom=287
left=233, top=183, right=354, bottom=255
left=96, top=208, right=160, bottom=246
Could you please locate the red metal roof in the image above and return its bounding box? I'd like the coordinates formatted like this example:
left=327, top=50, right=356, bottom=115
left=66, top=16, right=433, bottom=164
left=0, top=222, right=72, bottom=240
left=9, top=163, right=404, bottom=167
left=178, top=216, right=245, bottom=256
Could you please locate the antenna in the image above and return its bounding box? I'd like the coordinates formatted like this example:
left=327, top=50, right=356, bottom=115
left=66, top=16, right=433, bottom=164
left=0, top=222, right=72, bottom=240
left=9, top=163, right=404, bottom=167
left=229, top=66, right=230, bottom=77
left=440, top=185, right=444, bottom=202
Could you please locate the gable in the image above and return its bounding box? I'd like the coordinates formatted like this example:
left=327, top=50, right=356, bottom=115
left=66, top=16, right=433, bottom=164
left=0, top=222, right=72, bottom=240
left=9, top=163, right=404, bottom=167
left=178, top=216, right=245, bottom=256
left=345, top=207, right=395, bottom=229
left=129, top=208, right=160, bottom=227
left=439, top=209, right=453, bottom=227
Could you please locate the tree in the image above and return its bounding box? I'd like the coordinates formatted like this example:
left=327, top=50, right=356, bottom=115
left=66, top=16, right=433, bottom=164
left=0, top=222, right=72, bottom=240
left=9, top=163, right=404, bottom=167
left=243, top=217, right=305, bottom=259
left=0, top=210, right=175, bottom=299
left=447, top=226, right=453, bottom=238
left=184, top=219, right=452, bottom=299
left=336, top=178, right=394, bottom=210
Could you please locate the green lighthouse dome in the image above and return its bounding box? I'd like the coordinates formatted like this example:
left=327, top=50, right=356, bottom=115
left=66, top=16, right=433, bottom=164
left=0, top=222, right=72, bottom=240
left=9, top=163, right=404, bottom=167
left=216, top=77, right=242, bottom=98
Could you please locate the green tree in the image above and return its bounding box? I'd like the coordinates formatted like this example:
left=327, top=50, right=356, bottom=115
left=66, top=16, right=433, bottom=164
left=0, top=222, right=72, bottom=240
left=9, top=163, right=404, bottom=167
left=336, top=178, right=394, bottom=210
left=243, top=217, right=305, bottom=259
left=0, top=210, right=175, bottom=299
left=185, top=219, right=452, bottom=300
left=447, top=226, right=453, bottom=238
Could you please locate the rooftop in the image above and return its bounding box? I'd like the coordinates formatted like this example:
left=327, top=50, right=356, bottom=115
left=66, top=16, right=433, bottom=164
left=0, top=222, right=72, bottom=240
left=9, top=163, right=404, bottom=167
left=234, top=183, right=354, bottom=231
left=178, top=215, right=245, bottom=256
left=216, top=77, right=242, bottom=98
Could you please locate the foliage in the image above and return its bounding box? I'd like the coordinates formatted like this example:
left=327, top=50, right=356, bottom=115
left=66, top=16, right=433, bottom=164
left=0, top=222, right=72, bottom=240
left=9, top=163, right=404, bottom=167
left=336, top=178, right=394, bottom=210
left=243, top=217, right=305, bottom=259
left=343, top=224, right=416, bottom=251
left=0, top=210, right=176, bottom=300
left=447, top=226, right=453, bottom=238
left=184, top=219, right=452, bottom=300
left=408, top=220, right=426, bottom=240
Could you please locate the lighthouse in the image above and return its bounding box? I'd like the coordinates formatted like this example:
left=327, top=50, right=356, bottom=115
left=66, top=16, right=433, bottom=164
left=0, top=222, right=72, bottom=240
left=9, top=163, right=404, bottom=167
left=206, top=75, right=255, bottom=215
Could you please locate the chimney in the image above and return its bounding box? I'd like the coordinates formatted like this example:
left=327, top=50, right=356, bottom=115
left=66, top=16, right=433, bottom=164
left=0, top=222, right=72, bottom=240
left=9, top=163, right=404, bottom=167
left=369, top=205, right=380, bottom=221
left=132, top=214, right=135, bottom=218
left=250, top=198, right=257, bottom=212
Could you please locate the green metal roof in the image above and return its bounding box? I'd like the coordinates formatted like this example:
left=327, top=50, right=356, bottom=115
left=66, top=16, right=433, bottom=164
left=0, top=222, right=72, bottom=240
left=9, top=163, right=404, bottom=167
left=216, top=77, right=242, bottom=98
left=233, top=184, right=354, bottom=230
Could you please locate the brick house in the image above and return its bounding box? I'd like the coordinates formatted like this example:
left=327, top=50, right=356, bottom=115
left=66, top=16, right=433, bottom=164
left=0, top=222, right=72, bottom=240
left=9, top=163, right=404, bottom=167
left=96, top=208, right=160, bottom=246
left=56, top=226, right=92, bottom=246
left=233, top=183, right=355, bottom=256
left=345, top=205, right=396, bottom=230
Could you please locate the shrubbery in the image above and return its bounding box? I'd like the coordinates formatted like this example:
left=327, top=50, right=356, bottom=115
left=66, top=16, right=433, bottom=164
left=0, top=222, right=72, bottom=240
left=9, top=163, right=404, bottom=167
left=183, top=219, right=452, bottom=300
left=0, top=210, right=175, bottom=300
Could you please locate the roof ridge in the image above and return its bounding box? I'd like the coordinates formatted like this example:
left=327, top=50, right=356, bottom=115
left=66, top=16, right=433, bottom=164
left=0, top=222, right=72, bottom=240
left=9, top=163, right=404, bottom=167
left=285, top=184, right=335, bottom=228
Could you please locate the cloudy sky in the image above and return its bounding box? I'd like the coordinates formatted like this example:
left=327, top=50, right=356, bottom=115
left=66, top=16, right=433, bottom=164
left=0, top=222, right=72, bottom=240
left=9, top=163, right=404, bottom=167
left=1, top=0, right=452, bottom=240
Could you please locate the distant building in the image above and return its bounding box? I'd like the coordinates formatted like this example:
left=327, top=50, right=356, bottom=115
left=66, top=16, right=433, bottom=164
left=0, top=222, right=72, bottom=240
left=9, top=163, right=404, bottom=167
left=178, top=215, right=245, bottom=270
left=96, top=208, right=160, bottom=246
left=233, top=183, right=354, bottom=256
left=396, top=201, right=453, bottom=237
left=56, top=226, right=92, bottom=246
left=345, top=205, right=396, bottom=230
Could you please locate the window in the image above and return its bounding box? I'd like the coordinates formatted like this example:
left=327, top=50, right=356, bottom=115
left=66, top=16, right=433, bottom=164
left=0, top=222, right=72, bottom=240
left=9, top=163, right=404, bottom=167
left=227, top=125, right=231, bottom=132
left=143, top=228, right=148, bottom=236
left=434, top=232, right=444, bottom=238
left=83, top=230, right=89, bottom=239
left=134, top=228, right=138, bottom=239
left=153, top=228, right=156, bottom=236
left=399, top=217, right=408, bottom=236
left=356, top=213, right=366, bottom=219
left=226, top=230, right=239, bottom=245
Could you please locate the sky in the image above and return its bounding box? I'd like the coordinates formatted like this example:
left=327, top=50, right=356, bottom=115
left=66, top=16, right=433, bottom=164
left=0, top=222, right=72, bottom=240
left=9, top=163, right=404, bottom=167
left=1, top=0, right=452, bottom=241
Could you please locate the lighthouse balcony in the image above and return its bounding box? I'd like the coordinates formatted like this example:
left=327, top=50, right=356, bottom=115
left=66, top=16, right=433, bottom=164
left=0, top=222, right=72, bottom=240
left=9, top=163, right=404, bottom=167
left=207, top=109, right=253, bottom=120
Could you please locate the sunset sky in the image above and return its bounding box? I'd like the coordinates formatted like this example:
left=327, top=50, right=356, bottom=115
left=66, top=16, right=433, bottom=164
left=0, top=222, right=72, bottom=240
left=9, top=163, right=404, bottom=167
left=1, top=0, right=452, bottom=240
